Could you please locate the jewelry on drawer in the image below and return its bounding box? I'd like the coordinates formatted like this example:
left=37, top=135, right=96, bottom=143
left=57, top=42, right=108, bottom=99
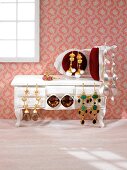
left=32, top=84, right=41, bottom=121
left=78, top=83, right=101, bottom=125
left=22, top=84, right=41, bottom=121
left=22, top=84, right=30, bottom=114
left=22, top=85, right=31, bottom=121
left=47, top=95, right=74, bottom=108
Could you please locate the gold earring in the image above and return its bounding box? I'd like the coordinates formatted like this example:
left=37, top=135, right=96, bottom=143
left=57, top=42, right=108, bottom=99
left=22, top=84, right=31, bottom=120
left=31, top=84, right=41, bottom=121
left=75, top=52, right=82, bottom=77
left=66, top=52, right=75, bottom=76
left=78, top=83, right=88, bottom=125
left=90, top=83, right=101, bottom=124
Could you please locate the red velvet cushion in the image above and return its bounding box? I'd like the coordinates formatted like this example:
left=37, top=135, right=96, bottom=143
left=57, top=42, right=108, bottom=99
left=62, top=51, right=87, bottom=75
left=89, top=47, right=99, bottom=81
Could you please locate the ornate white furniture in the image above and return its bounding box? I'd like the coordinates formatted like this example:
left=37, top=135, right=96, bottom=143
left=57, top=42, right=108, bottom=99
left=11, top=45, right=117, bottom=127
left=11, top=75, right=106, bottom=127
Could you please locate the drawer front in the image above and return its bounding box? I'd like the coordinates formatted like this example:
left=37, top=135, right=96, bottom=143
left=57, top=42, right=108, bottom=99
left=45, top=86, right=75, bottom=95
left=14, top=85, right=106, bottom=110
left=14, top=97, right=45, bottom=108
left=75, top=86, right=106, bottom=109
left=45, top=95, right=75, bottom=110
left=76, top=86, right=100, bottom=95
left=45, top=86, right=75, bottom=110
left=75, top=96, right=106, bottom=109
left=14, top=87, right=45, bottom=97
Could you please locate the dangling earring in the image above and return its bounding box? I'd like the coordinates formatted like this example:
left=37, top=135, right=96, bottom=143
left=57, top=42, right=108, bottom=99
left=66, top=52, right=76, bottom=76
left=31, top=84, right=41, bottom=121
left=90, top=83, right=101, bottom=124
left=75, top=52, right=82, bottom=78
left=22, top=84, right=31, bottom=121
left=78, top=83, right=88, bottom=124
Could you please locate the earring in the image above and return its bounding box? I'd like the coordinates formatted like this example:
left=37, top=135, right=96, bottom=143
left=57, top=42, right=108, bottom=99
left=75, top=53, right=82, bottom=78
left=78, top=83, right=88, bottom=124
left=22, top=84, right=31, bottom=120
left=90, top=83, right=101, bottom=124
left=31, top=84, right=41, bottom=121
left=66, top=52, right=76, bottom=76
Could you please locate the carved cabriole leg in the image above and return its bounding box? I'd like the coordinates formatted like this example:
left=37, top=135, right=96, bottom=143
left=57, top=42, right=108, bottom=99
left=97, top=109, right=106, bottom=128
left=15, top=108, right=23, bottom=127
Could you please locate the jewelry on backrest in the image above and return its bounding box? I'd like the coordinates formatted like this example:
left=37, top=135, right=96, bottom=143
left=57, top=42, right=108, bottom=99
left=78, top=83, right=88, bottom=125
left=90, top=83, right=101, bottom=124
left=22, top=84, right=31, bottom=120
left=66, top=52, right=76, bottom=76
left=75, top=53, right=82, bottom=78
left=31, top=84, right=41, bottom=121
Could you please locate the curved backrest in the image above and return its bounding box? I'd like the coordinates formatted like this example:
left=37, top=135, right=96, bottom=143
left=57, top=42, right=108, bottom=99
left=89, top=47, right=99, bottom=81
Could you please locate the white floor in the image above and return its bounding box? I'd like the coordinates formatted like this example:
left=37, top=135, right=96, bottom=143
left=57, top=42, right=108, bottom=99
left=0, top=119, right=127, bottom=170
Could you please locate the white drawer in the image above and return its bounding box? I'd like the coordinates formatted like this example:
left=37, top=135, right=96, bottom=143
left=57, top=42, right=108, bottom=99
left=14, top=97, right=45, bottom=108
left=45, top=86, right=75, bottom=95
left=75, top=96, right=106, bottom=109
left=44, top=103, right=75, bottom=110
left=44, top=95, right=75, bottom=110
left=75, top=86, right=106, bottom=109
left=76, top=86, right=100, bottom=95
left=14, top=87, right=45, bottom=97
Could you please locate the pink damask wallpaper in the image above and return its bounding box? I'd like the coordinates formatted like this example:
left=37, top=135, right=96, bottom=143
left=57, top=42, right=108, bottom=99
left=0, top=0, right=127, bottom=119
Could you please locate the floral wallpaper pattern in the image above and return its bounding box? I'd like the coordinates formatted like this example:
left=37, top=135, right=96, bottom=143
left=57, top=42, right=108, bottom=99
left=0, top=0, right=127, bottom=119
